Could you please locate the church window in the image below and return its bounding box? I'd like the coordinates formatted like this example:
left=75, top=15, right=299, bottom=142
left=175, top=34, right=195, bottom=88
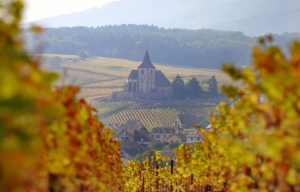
left=141, top=69, right=144, bottom=74
left=150, top=70, right=152, bottom=74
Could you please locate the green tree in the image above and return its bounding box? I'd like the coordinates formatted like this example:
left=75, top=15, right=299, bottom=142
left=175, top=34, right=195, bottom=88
left=0, top=1, right=123, bottom=191
left=133, top=150, right=155, bottom=161
left=172, top=74, right=185, bottom=100
left=78, top=50, right=87, bottom=59
left=152, top=142, right=165, bottom=150
left=185, top=77, right=202, bottom=99
left=169, top=143, right=181, bottom=150
left=207, top=75, right=219, bottom=97
left=175, top=37, right=300, bottom=191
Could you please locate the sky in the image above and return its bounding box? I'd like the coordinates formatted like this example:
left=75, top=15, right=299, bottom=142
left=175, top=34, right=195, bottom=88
left=23, top=0, right=117, bottom=22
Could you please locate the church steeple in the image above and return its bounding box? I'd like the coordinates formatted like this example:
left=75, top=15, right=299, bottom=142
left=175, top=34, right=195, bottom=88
left=138, top=50, right=155, bottom=68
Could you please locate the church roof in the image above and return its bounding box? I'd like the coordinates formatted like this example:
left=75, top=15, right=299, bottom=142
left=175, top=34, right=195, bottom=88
left=155, top=70, right=172, bottom=87
left=138, top=50, right=155, bottom=68
left=128, top=70, right=138, bottom=79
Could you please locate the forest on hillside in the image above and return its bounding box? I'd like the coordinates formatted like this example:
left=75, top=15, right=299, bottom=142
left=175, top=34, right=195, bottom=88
left=25, top=24, right=300, bottom=69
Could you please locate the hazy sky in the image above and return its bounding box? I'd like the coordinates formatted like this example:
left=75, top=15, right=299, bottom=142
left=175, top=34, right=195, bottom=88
left=23, top=0, right=117, bottom=22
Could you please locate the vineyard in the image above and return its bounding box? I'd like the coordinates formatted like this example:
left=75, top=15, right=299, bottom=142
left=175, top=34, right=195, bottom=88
left=103, top=107, right=179, bottom=129
left=101, top=103, right=216, bottom=129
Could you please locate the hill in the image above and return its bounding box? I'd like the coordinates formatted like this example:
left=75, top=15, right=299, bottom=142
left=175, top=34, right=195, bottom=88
left=39, top=54, right=229, bottom=129
left=25, top=0, right=300, bottom=36
left=40, top=54, right=231, bottom=100
left=25, top=25, right=300, bottom=69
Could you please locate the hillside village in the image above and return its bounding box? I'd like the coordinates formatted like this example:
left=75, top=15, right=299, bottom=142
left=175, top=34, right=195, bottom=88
left=102, top=51, right=219, bottom=161
left=106, top=113, right=211, bottom=163
left=105, top=84, right=269, bottom=163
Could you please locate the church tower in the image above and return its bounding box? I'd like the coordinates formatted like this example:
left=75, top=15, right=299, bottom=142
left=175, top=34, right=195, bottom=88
left=138, top=50, right=155, bottom=93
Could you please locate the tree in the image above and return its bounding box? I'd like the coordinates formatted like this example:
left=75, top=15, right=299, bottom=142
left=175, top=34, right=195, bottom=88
left=207, top=75, right=219, bottom=97
left=78, top=50, right=87, bottom=59
left=133, top=149, right=155, bottom=161
left=174, top=37, right=300, bottom=191
left=185, top=77, right=202, bottom=99
left=172, top=74, right=186, bottom=100
left=0, top=1, right=123, bottom=191
left=152, top=142, right=165, bottom=150
left=169, top=143, right=181, bottom=150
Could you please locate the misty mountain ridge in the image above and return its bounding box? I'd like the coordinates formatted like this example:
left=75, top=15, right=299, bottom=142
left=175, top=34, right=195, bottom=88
left=26, top=0, right=300, bottom=36
left=25, top=24, right=300, bottom=69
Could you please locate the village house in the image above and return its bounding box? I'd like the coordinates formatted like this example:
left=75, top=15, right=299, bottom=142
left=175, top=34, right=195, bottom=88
left=150, top=127, right=183, bottom=142
left=115, top=125, right=152, bottom=144
left=186, top=132, right=203, bottom=143
left=173, top=114, right=200, bottom=129
left=120, top=140, right=146, bottom=165
left=112, top=50, right=172, bottom=100
left=166, top=133, right=187, bottom=144
left=113, top=124, right=149, bottom=137
left=115, top=125, right=153, bottom=163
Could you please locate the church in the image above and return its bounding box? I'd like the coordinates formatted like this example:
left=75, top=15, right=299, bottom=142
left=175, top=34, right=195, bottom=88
left=112, top=50, right=172, bottom=99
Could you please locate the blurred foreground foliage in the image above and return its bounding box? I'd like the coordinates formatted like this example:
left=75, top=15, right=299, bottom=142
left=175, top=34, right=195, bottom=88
left=0, top=1, right=123, bottom=191
left=124, top=39, right=300, bottom=191
left=2, top=0, right=300, bottom=191
left=186, top=36, right=300, bottom=191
